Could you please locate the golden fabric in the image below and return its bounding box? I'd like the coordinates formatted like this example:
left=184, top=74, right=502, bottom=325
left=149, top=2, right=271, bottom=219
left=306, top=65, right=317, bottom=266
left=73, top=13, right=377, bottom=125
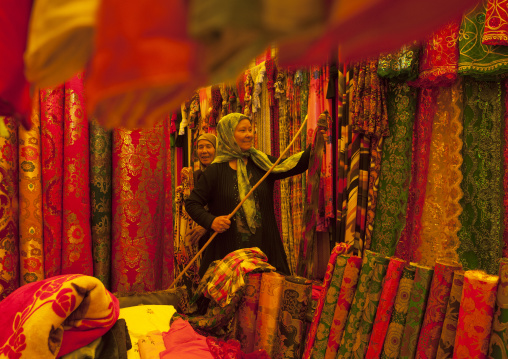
left=19, top=90, right=44, bottom=285
left=417, top=79, right=464, bottom=266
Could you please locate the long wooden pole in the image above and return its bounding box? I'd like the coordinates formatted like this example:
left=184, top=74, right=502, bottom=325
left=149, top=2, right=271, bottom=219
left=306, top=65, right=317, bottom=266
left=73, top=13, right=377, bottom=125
left=170, top=115, right=309, bottom=288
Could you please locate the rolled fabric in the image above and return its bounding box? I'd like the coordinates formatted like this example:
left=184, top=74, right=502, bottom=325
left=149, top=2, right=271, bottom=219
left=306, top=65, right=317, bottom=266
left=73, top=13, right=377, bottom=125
left=276, top=276, right=312, bottom=359
left=366, top=257, right=406, bottom=358
left=336, top=250, right=377, bottom=359
left=399, top=264, right=434, bottom=359
left=324, top=256, right=362, bottom=359
left=254, top=271, right=285, bottom=358
left=453, top=271, right=499, bottom=359
left=350, top=255, right=390, bottom=359
left=416, top=260, right=462, bottom=359
left=236, top=272, right=262, bottom=353
left=436, top=271, right=465, bottom=359
left=302, top=242, right=350, bottom=359
left=381, top=264, right=417, bottom=359
left=19, top=90, right=44, bottom=285
left=89, top=118, right=112, bottom=289
left=311, top=256, right=349, bottom=359
left=489, top=258, right=508, bottom=358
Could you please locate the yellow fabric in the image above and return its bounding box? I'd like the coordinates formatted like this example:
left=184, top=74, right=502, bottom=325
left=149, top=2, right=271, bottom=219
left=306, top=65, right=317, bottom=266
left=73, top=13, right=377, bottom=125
left=118, top=305, right=176, bottom=359
left=138, top=331, right=165, bottom=359
left=24, top=0, right=99, bottom=87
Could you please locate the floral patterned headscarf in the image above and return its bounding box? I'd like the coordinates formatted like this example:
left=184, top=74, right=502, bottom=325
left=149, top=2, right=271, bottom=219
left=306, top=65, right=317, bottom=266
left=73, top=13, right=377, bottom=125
left=213, top=113, right=304, bottom=233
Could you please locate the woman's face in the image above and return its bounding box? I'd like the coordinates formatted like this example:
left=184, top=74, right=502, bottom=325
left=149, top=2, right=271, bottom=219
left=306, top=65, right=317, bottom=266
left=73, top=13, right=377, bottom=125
left=234, top=119, right=253, bottom=152
left=196, top=140, right=215, bottom=167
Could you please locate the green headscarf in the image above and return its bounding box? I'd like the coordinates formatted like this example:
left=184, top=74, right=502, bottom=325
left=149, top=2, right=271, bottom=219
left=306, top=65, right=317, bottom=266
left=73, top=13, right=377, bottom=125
left=213, top=113, right=304, bottom=233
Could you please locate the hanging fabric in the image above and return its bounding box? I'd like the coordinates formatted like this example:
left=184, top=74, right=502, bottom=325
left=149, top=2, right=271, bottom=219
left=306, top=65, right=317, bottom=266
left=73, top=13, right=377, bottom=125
left=18, top=90, right=44, bottom=286
left=489, top=258, right=508, bottom=358
left=483, top=0, right=508, bottom=46
left=377, top=43, right=420, bottom=81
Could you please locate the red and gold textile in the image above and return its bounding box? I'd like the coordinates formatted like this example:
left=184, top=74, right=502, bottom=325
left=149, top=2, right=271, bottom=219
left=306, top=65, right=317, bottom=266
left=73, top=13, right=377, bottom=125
left=112, top=117, right=174, bottom=293
left=415, top=260, right=462, bottom=359
left=302, top=242, right=350, bottom=359
left=324, top=256, right=362, bottom=359
left=489, top=258, right=508, bottom=358
left=41, top=86, right=65, bottom=278
left=0, top=117, right=19, bottom=300
left=453, top=271, right=498, bottom=359
left=0, top=274, right=119, bottom=358
left=254, top=271, right=285, bottom=358
left=19, top=90, right=44, bottom=285
left=483, top=0, right=508, bottom=46
left=410, top=21, right=460, bottom=87
left=366, top=257, right=406, bottom=358
left=235, top=273, right=262, bottom=353
left=62, top=74, right=93, bottom=275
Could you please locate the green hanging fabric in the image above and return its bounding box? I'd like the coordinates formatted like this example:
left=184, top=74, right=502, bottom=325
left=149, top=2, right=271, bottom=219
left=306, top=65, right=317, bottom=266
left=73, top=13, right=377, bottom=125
left=457, top=78, right=504, bottom=274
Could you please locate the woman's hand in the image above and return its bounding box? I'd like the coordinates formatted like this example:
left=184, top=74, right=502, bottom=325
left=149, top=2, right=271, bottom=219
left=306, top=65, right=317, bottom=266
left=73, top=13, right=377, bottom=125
left=211, top=216, right=231, bottom=233
left=185, top=225, right=207, bottom=245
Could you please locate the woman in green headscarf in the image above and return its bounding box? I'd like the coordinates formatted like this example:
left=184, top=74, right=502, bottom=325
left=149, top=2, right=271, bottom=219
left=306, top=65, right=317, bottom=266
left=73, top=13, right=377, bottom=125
left=185, top=113, right=312, bottom=276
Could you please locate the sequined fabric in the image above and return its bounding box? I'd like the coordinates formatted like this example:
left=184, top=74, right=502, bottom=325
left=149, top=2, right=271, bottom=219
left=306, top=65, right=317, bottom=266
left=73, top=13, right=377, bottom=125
left=458, top=78, right=503, bottom=274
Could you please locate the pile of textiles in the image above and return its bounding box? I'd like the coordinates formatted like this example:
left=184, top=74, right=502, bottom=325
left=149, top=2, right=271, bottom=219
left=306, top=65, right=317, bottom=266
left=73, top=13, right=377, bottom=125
left=302, top=246, right=508, bottom=359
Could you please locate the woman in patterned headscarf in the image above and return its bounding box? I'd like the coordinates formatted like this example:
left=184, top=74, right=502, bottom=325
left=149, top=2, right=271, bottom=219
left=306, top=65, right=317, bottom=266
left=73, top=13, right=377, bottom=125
left=186, top=113, right=312, bottom=276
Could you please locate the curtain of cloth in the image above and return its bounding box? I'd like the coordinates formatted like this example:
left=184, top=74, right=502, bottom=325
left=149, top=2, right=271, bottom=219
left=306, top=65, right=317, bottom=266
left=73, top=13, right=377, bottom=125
left=489, top=258, right=508, bottom=358
left=370, top=83, right=417, bottom=257
left=458, top=78, right=503, bottom=275
left=366, top=257, right=406, bottom=358
left=415, top=261, right=462, bottom=359
left=324, top=256, right=362, bottom=359
left=381, top=264, right=417, bottom=359
left=41, top=86, right=65, bottom=279
left=0, top=117, right=18, bottom=300
left=483, top=0, right=508, bottom=46
left=336, top=250, right=377, bottom=359
left=62, top=74, right=93, bottom=275
left=436, top=271, right=465, bottom=358
left=504, top=80, right=508, bottom=258
left=18, top=91, right=44, bottom=285
left=395, top=87, right=438, bottom=262
left=399, top=264, right=434, bottom=359
left=454, top=271, right=499, bottom=358
left=111, top=117, right=173, bottom=292
left=89, top=119, right=112, bottom=288
left=417, top=80, right=464, bottom=267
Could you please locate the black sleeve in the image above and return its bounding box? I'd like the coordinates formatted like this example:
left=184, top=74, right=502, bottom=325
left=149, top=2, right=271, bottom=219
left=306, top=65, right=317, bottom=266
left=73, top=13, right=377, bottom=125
left=269, top=144, right=312, bottom=180
left=185, top=165, right=218, bottom=230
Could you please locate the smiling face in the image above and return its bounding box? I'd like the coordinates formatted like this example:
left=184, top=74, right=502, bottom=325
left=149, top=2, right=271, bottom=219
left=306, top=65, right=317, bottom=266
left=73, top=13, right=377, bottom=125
left=234, top=119, right=253, bottom=152
left=196, top=139, right=216, bottom=167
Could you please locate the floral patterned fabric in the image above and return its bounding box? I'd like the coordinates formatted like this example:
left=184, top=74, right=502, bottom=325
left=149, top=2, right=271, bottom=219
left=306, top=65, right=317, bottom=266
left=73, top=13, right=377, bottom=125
left=399, top=264, right=434, bottom=359
left=19, top=91, right=44, bottom=286
left=41, top=86, right=65, bottom=279
left=504, top=80, right=508, bottom=258
left=235, top=273, right=262, bottom=353
left=302, top=242, right=350, bottom=359
left=418, top=80, right=464, bottom=267
left=377, top=43, right=420, bottom=81
left=0, top=117, right=19, bottom=301
left=62, top=74, right=93, bottom=275
left=410, top=21, right=460, bottom=87
left=458, top=78, right=504, bottom=275
left=254, top=272, right=285, bottom=358
left=459, top=1, right=508, bottom=79
left=366, top=257, right=406, bottom=358
left=396, top=87, right=438, bottom=263
left=336, top=250, right=377, bottom=359
left=483, top=0, right=508, bottom=46
left=311, top=256, right=348, bottom=359
left=370, top=83, right=417, bottom=257
left=89, top=119, right=112, bottom=289
left=436, top=271, right=465, bottom=359
left=112, top=117, right=174, bottom=292
left=324, top=256, right=362, bottom=359
left=453, top=271, right=499, bottom=359
left=276, top=276, right=312, bottom=359
left=381, top=264, right=416, bottom=359
left=415, top=261, right=462, bottom=359
left=489, top=258, right=508, bottom=358
left=0, top=274, right=119, bottom=358
left=350, top=255, right=390, bottom=359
